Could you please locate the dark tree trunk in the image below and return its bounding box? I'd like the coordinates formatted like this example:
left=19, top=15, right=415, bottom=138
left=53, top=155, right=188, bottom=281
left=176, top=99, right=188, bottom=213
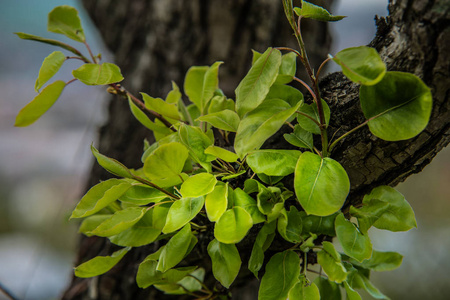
left=62, top=0, right=449, bottom=299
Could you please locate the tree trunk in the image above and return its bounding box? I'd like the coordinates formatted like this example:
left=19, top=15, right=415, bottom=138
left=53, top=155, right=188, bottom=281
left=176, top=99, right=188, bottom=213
left=62, top=0, right=449, bottom=299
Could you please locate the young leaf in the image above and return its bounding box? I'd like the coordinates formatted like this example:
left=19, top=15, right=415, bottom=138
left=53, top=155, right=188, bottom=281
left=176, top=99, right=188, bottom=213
left=142, top=93, right=180, bottom=120
left=157, top=224, right=196, bottom=272
left=205, top=183, right=228, bottom=222
left=277, top=206, right=303, bottom=243
left=71, top=179, right=132, bottom=219
left=247, top=149, right=301, bottom=176
left=317, top=241, right=348, bottom=283
left=288, top=276, right=320, bottom=300
left=235, top=48, right=282, bottom=117
left=332, top=46, right=386, bottom=85
left=294, top=152, right=350, bottom=216
left=207, top=239, right=241, bottom=288
left=15, top=33, right=87, bottom=59
left=235, top=99, right=301, bottom=158
left=200, top=61, right=223, bottom=113
left=184, top=66, right=208, bottom=109
left=162, top=196, right=205, bottom=233
left=197, top=110, right=240, bottom=132
left=275, top=52, right=297, bottom=84
left=360, top=71, right=432, bottom=141
left=15, top=80, right=66, bottom=127
left=214, top=207, right=253, bottom=244
left=296, top=99, right=330, bottom=135
left=72, top=63, right=124, bottom=85
left=335, top=213, right=372, bottom=262
left=88, top=207, right=146, bottom=237
left=47, top=5, right=85, bottom=42
left=248, top=221, right=276, bottom=278
left=362, top=186, right=417, bottom=231
left=166, top=81, right=182, bottom=104
left=208, top=95, right=235, bottom=114
left=258, top=251, right=300, bottom=300
left=294, top=1, right=346, bottom=22
left=143, top=142, right=189, bottom=187
left=35, top=51, right=66, bottom=92
left=91, top=144, right=133, bottom=178
left=118, top=184, right=167, bottom=205
left=178, top=124, right=214, bottom=172
left=74, top=247, right=130, bottom=278
left=128, top=96, right=173, bottom=134
left=256, top=186, right=285, bottom=223
left=180, top=173, right=217, bottom=198
left=284, top=124, right=314, bottom=150
left=204, top=146, right=239, bottom=163
left=233, top=188, right=266, bottom=224
left=109, top=203, right=170, bottom=247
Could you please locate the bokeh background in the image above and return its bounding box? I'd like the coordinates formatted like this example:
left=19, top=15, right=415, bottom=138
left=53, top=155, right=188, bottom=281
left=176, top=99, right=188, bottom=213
left=0, top=1, right=448, bottom=299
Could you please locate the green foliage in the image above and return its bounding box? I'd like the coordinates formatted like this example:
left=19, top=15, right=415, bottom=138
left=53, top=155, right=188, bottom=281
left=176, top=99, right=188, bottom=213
left=16, top=2, right=432, bottom=299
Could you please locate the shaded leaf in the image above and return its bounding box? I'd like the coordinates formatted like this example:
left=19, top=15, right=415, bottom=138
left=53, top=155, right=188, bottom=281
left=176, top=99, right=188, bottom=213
left=248, top=221, right=276, bottom=278
left=207, top=239, right=241, bottom=288
left=296, top=99, right=330, bottom=134
left=74, top=247, right=130, bottom=278
left=204, top=146, right=239, bottom=163
left=284, top=124, right=314, bottom=150
left=277, top=206, right=303, bottom=243
left=335, top=213, right=372, bottom=262
left=197, top=110, right=240, bottom=132
left=158, top=224, right=196, bottom=272
left=317, top=241, right=347, bottom=283
left=47, top=5, right=85, bottom=42
left=91, top=144, right=132, bottom=178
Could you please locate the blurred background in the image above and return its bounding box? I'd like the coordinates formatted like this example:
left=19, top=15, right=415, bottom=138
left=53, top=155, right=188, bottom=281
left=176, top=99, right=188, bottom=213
left=0, top=0, right=448, bottom=299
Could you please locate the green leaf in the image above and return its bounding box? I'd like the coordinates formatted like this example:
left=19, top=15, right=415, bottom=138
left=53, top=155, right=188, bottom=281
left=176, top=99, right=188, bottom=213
left=35, top=51, right=66, bottom=92
left=88, top=207, right=146, bottom=237
left=109, top=203, right=170, bottom=247
left=299, top=233, right=317, bottom=252
left=47, top=5, right=85, bottom=42
left=178, top=124, right=214, bottom=172
left=266, top=83, right=304, bottom=108
left=162, top=196, right=205, bottom=233
left=73, top=63, right=124, bottom=85
left=207, top=239, right=241, bottom=288
left=137, top=259, right=196, bottom=288
left=348, top=271, right=389, bottom=299
left=118, top=184, right=167, bottom=205
left=214, top=207, right=253, bottom=244
left=235, top=99, right=301, bottom=158
left=158, top=224, right=196, bottom=272
left=356, top=250, right=403, bottom=272
left=360, top=71, right=432, bottom=141
left=344, top=281, right=362, bottom=300
left=332, top=46, right=386, bottom=85
left=79, top=215, right=111, bottom=237
left=294, top=152, right=350, bottom=216
left=233, top=188, right=266, bottom=224
left=284, top=124, right=314, bottom=150
left=256, top=186, right=285, bottom=223
left=277, top=206, right=303, bottom=243
left=258, top=251, right=300, bottom=300
left=74, top=247, right=130, bottom=278
left=335, top=213, right=372, bottom=262
left=143, top=142, right=189, bottom=187
left=362, top=186, right=417, bottom=231
left=197, top=110, right=240, bottom=132
left=275, top=52, right=297, bottom=84
left=205, top=183, right=228, bottom=222
left=314, top=276, right=342, bottom=300
left=317, top=241, right=347, bottom=283
left=294, top=1, right=346, bottom=22
left=288, top=276, right=320, bottom=300
left=208, top=95, right=235, bottom=114
left=15, top=80, right=66, bottom=127
left=180, top=173, right=217, bottom=198
left=247, top=149, right=301, bottom=176
left=349, top=199, right=389, bottom=234
left=142, top=93, right=180, bottom=121
left=71, top=179, right=132, bottom=219
left=301, top=212, right=338, bottom=236
left=128, top=96, right=173, bottom=134
left=91, top=144, right=132, bottom=178
left=248, top=221, right=276, bottom=278
left=166, top=81, right=182, bottom=104
left=235, top=48, right=282, bottom=117
left=15, top=33, right=87, bottom=59
left=204, top=146, right=239, bottom=163
left=296, top=99, right=330, bottom=135
left=200, top=61, right=223, bottom=113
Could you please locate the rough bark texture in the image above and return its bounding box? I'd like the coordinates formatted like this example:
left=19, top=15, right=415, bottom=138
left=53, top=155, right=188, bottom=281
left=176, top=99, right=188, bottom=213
left=62, top=0, right=449, bottom=299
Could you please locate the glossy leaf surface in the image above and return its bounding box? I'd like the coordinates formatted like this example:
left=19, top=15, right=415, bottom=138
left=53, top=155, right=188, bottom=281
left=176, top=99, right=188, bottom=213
left=162, top=196, right=205, bottom=233
left=118, top=184, right=167, bottom=205
left=89, top=207, right=146, bottom=237
left=247, top=149, right=301, bottom=176
left=180, top=173, right=217, bottom=198
left=214, top=207, right=253, bottom=244
left=15, top=80, right=66, bottom=127
left=205, top=183, right=228, bottom=222
left=294, top=152, right=350, bottom=216
left=360, top=71, right=432, bottom=141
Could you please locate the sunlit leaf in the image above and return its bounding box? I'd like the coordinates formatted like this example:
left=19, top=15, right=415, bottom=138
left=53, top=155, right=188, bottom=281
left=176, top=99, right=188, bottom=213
left=247, top=149, right=301, bottom=176
left=15, top=80, right=66, bottom=127
left=288, top=276, right=320, bottom=300
left=335, top=213, right=372, bottom=262
left=88, top=207, right=146, bottom=237
left=233, top=188, right=266, bottom=224
left=73, top=63, right=124, bottom=85
left=180, top=173, right=217, bottom=198
left=128, top=96, right=173, bottom=134
left=47, top=5, right=85, bottom=42
left=162, top=196, right=205, bottom=233
left=35, top=51, right=66, bottom=92
left=118, top=184, right=167, bottom=205
left=294, top=1, right=346, bottom=22
left=205, top=183, right=228, bottom=222
left=214, top=207, right=253, bottom=244
left=204, top=146, right=239, bottom=163
left=275, top=52, right=297, bottom=84
left=349, top=199, right=389, bottom=234
left=178, top=124, right=214, bottom=172
left=142, top=93, right=180, bottom=121
left=317, top=241, right=347, bottom=283
left=197, top=110, right=240, bottom=132
left=294, top=152, right=349, bottom=216
left=91, top=144, right=132, bottom=178
left=74, top=247, right=130, bottom=278
left=360, top=71, right=432, bottom=141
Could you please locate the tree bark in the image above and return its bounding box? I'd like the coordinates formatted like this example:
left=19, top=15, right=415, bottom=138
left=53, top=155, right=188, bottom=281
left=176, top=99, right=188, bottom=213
left=62, top=0, right=449, bottom=299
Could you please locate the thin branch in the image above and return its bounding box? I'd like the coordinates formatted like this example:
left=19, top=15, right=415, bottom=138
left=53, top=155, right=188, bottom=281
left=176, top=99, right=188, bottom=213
left=293, top=77, right=316, bottom=101
left=296, top=110, right=322, bottom=127
left=133, top=175, right=180, bottom=199
left=317, top=57, right=332, bottom=79
left=275, top=46, right=302, bottom=57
